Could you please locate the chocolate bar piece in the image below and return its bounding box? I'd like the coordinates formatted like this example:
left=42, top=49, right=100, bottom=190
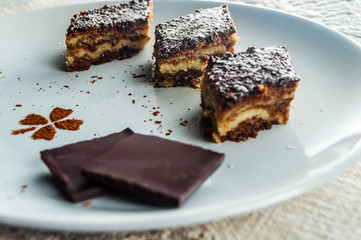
left=201, top=46, right=301, bottom=143
left=41, top=128, right=134, bottom=202
left=82, top=134, right=224, bottom=207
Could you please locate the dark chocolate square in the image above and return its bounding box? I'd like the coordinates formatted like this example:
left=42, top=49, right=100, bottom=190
left=41, top=128, right=134, bottom=202
left=82, top=134, right=224, bottom=207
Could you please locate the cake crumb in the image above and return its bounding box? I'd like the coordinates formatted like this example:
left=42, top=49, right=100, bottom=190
left=20, top=185, right=28, bottom=193
left=180, top=120, right=188, bottom=126
left=82, top=201, right=92, bottom=207
left=132, top=73, right=146, bottom=78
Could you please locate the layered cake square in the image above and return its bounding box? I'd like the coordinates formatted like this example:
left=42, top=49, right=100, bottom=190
left=66, top=0, right=153, bottom=72
left=201, top=46, right=301, bottom=143
left=153, top=5, right=238, bottom=88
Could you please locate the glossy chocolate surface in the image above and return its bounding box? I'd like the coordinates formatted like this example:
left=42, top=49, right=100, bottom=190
left=82, top=134, right=224, bottom=207
left=41, top=128, right=134, bottom=202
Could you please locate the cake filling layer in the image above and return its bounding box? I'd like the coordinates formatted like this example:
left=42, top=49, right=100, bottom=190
left=66, top=37, right=150, bottom=65
left=158, top=45, right=227, bottom=74
left=67, top=29, right=150, bottom=46
left=218, top=108, right=269, bottom=136
left=204, top=94, right=294, bottom=143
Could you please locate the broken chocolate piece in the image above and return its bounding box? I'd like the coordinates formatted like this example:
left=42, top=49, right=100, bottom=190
left=41, top=128, right=134, bottom=202
left=82, top=134, right=224, bottom=207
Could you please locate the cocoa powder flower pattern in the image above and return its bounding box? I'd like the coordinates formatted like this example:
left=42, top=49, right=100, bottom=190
left=12, top=107, right=84, bottom=141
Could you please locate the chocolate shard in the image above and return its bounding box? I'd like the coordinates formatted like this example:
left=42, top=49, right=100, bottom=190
left=40, top=128, right=134, bottom=202
left=82, top=133, right=225, bottom=207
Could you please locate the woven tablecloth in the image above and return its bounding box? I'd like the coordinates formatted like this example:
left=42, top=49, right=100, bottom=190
left=1, top=0, right=361, bottom=239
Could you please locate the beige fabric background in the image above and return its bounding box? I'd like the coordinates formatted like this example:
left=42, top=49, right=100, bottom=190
left=1, top=0, right=361, bottom=239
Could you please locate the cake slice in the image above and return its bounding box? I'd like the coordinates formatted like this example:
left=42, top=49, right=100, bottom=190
left=65, top=0, right=153, bottom=72
left=201, top=46, right=301, bottom=143
left=153, top=5, right=238, bottom=88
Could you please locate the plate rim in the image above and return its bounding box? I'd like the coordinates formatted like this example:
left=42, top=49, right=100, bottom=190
left=1, top=0, right=361, bottom=231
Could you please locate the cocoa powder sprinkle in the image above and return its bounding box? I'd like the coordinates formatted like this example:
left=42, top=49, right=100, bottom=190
left=50, top=107, right=73, bottom=122
left=82, top=201, right=92, bottom=207
left=32, top=125, right=56, bottom=141
left=54, top=119, right=84, bottom=131
left=11, top=127, right=36, bottom=135
left=12, top=107, right=84, bottom=141
left=19, top=114, right=48, bottom=125
left=20, top=185, right=28, bottom=193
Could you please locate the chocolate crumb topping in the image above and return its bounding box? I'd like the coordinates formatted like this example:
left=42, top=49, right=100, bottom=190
left=67, top=0, right=152, bottom=34
left=154, top=5, right=236, bottom=58
left=206, top=46, right=301, bottom=109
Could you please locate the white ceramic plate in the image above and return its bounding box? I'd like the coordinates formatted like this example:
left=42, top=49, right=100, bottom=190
left=1, top=0, right=361, bottom=231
